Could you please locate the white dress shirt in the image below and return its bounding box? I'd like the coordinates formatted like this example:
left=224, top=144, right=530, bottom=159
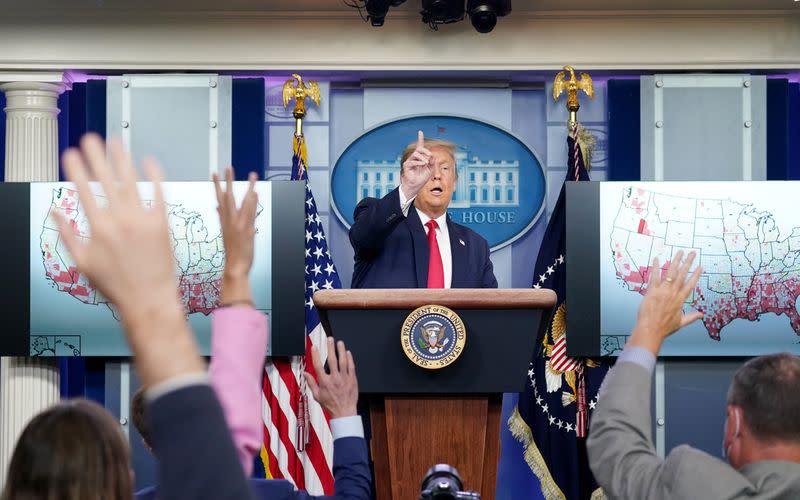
left=398, top=186, right=452, bottom=288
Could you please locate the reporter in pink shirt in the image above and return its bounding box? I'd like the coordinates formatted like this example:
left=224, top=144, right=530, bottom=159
left=207, top=168, right=265, bottom=477
left=135, top=167, right=370, bottom=500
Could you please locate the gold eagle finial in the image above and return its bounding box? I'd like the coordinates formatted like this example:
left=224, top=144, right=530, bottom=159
left=282, top=73, right=321, bottom=121
left=553, top=66, right=593, bottom=125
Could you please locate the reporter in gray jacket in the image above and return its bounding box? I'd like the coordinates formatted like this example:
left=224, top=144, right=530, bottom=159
left=588, top=250, right=800, bottom=499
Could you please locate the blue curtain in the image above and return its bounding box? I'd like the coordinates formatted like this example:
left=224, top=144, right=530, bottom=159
left=607, top=79, right=641, bottom=182
left=58, top=80, right=107, bottom=401
left=232, top=78, right=265, bottom=180
left=790, top=83, right=800, bottom=180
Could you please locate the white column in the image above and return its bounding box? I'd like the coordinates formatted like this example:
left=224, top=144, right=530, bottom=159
left=1, top=81, right=64, bottom=181
left=0, top=72, right=68, bottom=489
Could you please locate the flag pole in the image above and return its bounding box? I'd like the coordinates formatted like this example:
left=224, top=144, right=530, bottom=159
left=553, top=65, right=593, bottom=437
left=282, top=73, right=322, bottom=452
left=553, top=66, right=596, bottom=175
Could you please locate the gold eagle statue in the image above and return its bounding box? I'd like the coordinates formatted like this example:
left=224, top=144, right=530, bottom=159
left=553, top=66, right=593, bottom=125
left=553, top=65, right=593, bottom=102
left=282, top=73, right=321, bottom=119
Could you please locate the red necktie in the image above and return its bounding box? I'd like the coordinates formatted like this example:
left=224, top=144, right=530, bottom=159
left=426, top=219, right=444, bottom=288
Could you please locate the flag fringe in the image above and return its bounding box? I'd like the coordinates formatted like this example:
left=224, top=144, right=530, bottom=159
left=507, top=406, right=606, bottom=500
left=591, top=488, right=607, bottom=500
left=508, top=406, right=566, bottom=500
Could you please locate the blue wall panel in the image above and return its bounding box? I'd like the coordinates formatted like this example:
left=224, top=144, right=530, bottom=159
left=607, top=80, right=641, bottom=182
left=767, top=79, right=789, bottom=180
left=59, top=357, right=86, bottom=398
left=788, top=83, right=800, bottom=180
left=57, top=91, right=70, bottom=181
left=68, top=83, right=87, bottom=148
left=232, top=78, right=265, bottom=180
left=86, top=79, right=107, bottom=139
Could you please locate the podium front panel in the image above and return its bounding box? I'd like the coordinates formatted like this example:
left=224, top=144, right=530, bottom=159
left=324, top=308, right=544, bottom=394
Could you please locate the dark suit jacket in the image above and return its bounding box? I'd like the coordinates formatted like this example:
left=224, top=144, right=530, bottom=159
left=350, top=187, right=497, bottom=289
left=148, top=383, right=254, bottom=500
left=140, top=384, right=370, bottom=500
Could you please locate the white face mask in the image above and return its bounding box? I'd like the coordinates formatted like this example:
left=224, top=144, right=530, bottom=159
left=722, top=409, right=741, bottom=460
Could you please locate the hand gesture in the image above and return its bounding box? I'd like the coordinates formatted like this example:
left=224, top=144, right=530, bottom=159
left=56, top=135, right=178, bottom=323
left=56, top=134, right=204, bottom=386
left=400, top=130, right=433, bottom=199
left=213, top=167, right=258, bottom=305
left=304, top=337, right=358, bottom=419
left=630, top=250, right=704, bottom=355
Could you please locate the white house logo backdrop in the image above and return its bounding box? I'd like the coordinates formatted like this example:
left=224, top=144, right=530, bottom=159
left=330, top=116, right=546, bottom=250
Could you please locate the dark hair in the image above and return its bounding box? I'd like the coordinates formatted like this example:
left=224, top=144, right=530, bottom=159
left=1, top=399, right=132, bottom=500
left=728, top=352, right=800, bottom=443
left=131, top=385, right=152, bottom=450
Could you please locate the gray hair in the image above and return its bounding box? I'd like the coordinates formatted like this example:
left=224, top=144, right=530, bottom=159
left=727, top=352, right=800, bottom=443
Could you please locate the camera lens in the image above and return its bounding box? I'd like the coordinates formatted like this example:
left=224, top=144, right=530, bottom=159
left=469, top=4, right=497, bottom=33
left=421, top=464, right=465, bottom=499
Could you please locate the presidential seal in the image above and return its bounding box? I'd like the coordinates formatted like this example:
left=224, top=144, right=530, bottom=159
left=401, top=304, right=466, bottom=369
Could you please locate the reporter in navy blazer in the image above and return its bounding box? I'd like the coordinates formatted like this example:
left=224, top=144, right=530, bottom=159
left=139, top=358, right=371, bottom=500
left=350, top=131, right=497, bottom=289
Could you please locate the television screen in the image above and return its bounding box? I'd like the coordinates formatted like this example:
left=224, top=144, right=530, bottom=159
left=0, top=181, right=305, bottom=357
left=567, top=181, right=800, bottom=357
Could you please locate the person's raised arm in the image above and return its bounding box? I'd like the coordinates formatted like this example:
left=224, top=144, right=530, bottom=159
left=56, top=135, right=203, bottom=386
left=209, top=167, right=267, bottom=476
left=56, top=134, right=253, bottom=500
left=302, top=338, right=371, bottom=500
left=400, top=130, right=433, bottom=201
left=349, top=131, right=432, bottom=258
left=587, top=251, right=703, bottom=499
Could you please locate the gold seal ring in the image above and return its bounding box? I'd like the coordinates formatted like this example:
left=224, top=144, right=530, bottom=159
left=400, top=304, right=466, bottom=370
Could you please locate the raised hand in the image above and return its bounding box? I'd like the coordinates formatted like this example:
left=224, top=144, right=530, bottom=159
left=629, top=250, right=704, bottom=355
left=56, top=134, right=204, bottom=386
left=213, top=167, right=258, bottom=306
left=57, top=135, right=177, bottom=323
left=303, top=337, right=358, bottom=419
left=400, top=130, right=433, bottom=199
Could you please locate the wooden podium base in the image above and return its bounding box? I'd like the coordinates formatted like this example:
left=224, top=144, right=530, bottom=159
left=369, top=395, right=501, bottom=500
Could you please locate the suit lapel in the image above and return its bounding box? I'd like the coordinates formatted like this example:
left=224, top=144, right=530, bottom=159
left=447, top=215, right=467, bottom=287
left=406, top=205, right=430, bottom=287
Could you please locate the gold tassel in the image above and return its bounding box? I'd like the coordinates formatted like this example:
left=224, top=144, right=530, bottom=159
left=576, top=124, right=597, bottom=172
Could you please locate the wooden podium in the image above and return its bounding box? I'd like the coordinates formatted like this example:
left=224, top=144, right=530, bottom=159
left=313, top=289, right=556, bottom=500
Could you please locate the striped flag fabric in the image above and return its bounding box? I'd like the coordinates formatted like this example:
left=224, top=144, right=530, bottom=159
left=260, top=133, right=339, bottom=495
left=549, top=335, right=581, bottom=373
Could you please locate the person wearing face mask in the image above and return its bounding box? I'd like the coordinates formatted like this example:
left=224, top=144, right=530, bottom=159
left=349, top=130, right=497, bottom=289
left=587, top=250, right=800, bottom=499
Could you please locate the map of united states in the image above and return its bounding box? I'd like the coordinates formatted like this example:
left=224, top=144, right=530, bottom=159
left=611, top=186, right=800, bottom=341
left=40, top=187, right=224, bottom=318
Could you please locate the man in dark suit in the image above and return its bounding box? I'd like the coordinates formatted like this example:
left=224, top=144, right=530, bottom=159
left=350, top=131, right=497, bottom=289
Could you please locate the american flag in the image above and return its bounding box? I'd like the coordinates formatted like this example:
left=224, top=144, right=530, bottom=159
left=260, top=134, right=338, bottom=494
